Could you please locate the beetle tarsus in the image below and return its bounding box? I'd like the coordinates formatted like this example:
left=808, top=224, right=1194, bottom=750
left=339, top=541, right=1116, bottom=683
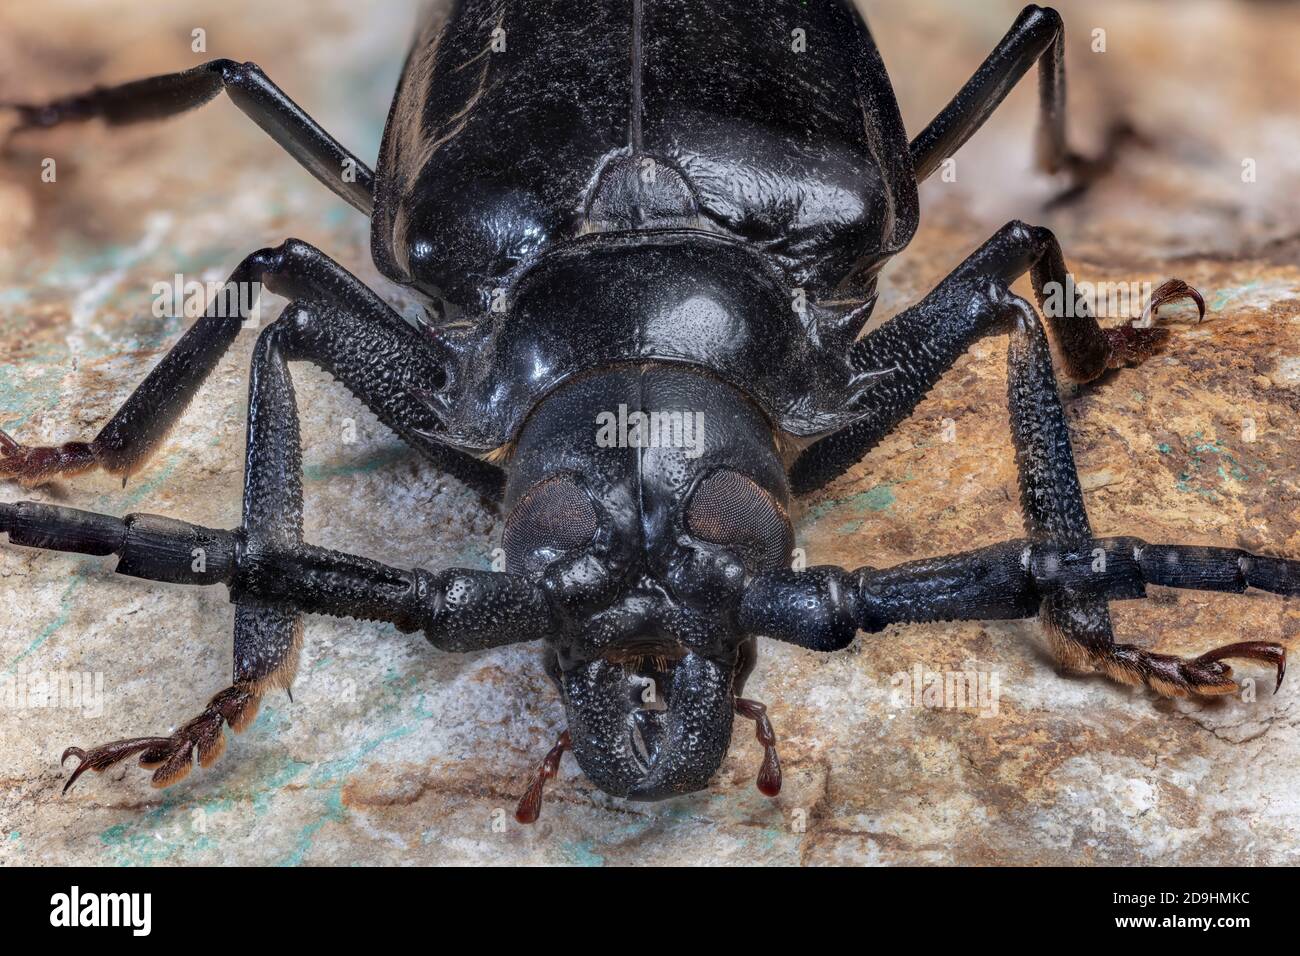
left=1139, top=277, right=1206, bottom=326
left=1101, top=325, right=1171, bottom=370
left=60, top=685, right=261, bottom=793
left=1076, top=640, right=1287, bottom=699
left=515, top=730, right=571, bottom=825
left=1102, top=277, right=1205, bottom=369
left=0, top=430, right=100, bottom=487
left=61, top=739, right=168, bottom=794
left=735, top=698, right=781, bottom=797
left=1194, top=641, right=1286, bottom=695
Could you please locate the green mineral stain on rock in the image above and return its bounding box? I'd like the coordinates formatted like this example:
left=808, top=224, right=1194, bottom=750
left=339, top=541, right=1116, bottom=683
left=99, top=799, right=191, bottom=866
left=275, top=670, right=435, bottom=865
left=1209, top=281, right=1258, bottom=313
left=561, top=840, right=606, bottom=866
left=1170, top=433, right=1252, bottom=500
left=303, top=445, right=413, bottom=482
left=805, top=483, right=897, bottom=528
left=859, top=485, right=895, bottom=511
left=4, top=572, right=85, bottom=673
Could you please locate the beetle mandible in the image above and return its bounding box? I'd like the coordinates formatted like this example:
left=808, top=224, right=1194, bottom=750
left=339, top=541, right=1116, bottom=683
left=1, top=1, right=1291, bottom=822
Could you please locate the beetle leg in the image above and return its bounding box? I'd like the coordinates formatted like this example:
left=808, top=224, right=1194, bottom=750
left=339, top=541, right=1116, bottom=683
left=750, top=304, right=1291, bottom=699
left=0, top=238, right=500, bottom=496
left=4, top=488, right=551, bottom=793
left=794, top=220, right=1201, bottom=492
left=0, top=431, right=97, bottom=487
left=3, top=59, right=373, bottom=213
left=1003, top=305, right=1121, bottom=692
left=910, top=4, right=1132, bottom=197
left=515, top=730, right=571, bottom=824
left=1010, top=225, right=1203, bottom=383
left=58, top=312, right=312, bottom=792
left=7, top=304, right=534, bottom=793
left=1000, top=299, right=1283, bottom=698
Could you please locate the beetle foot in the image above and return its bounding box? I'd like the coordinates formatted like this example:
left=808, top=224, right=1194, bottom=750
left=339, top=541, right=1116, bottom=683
left=1092, top=641, right=1285, bottom=699
left=515, top=729, right=570, bottom=824
left=1043, top=119, right=1143, bottom=208
left=1103, top=278, right=1205, bottom=370
left=735, top=697, right=781, bottom=797
left=61, top=684, right=261, bottom=792
left=0, top=429, right=101, bottom=487
left=1103, top=325, right=1169, bottom=369
left=1137, top=277, right=1206, bottom=328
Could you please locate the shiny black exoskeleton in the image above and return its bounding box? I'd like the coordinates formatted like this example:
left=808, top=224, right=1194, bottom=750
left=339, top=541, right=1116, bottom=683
left=2, top=2, right=1293, bottom=820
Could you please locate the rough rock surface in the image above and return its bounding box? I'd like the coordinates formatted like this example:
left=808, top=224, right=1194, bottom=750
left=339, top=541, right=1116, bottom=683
left=1, top=0, right=1298, bottom=865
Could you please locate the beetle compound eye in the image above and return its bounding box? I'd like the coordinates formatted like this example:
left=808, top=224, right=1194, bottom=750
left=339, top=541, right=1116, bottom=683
left=504, top=475, right=599, bottom=574
left=684, top=470, right=793, bottom=571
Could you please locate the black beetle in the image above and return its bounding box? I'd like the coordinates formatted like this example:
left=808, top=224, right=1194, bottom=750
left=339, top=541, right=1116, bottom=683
left=1, top=1, right=1292, bottom=822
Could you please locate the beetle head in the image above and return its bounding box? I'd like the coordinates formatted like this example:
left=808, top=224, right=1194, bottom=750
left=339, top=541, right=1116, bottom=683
left=504, top=364, right=792, bottom=799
